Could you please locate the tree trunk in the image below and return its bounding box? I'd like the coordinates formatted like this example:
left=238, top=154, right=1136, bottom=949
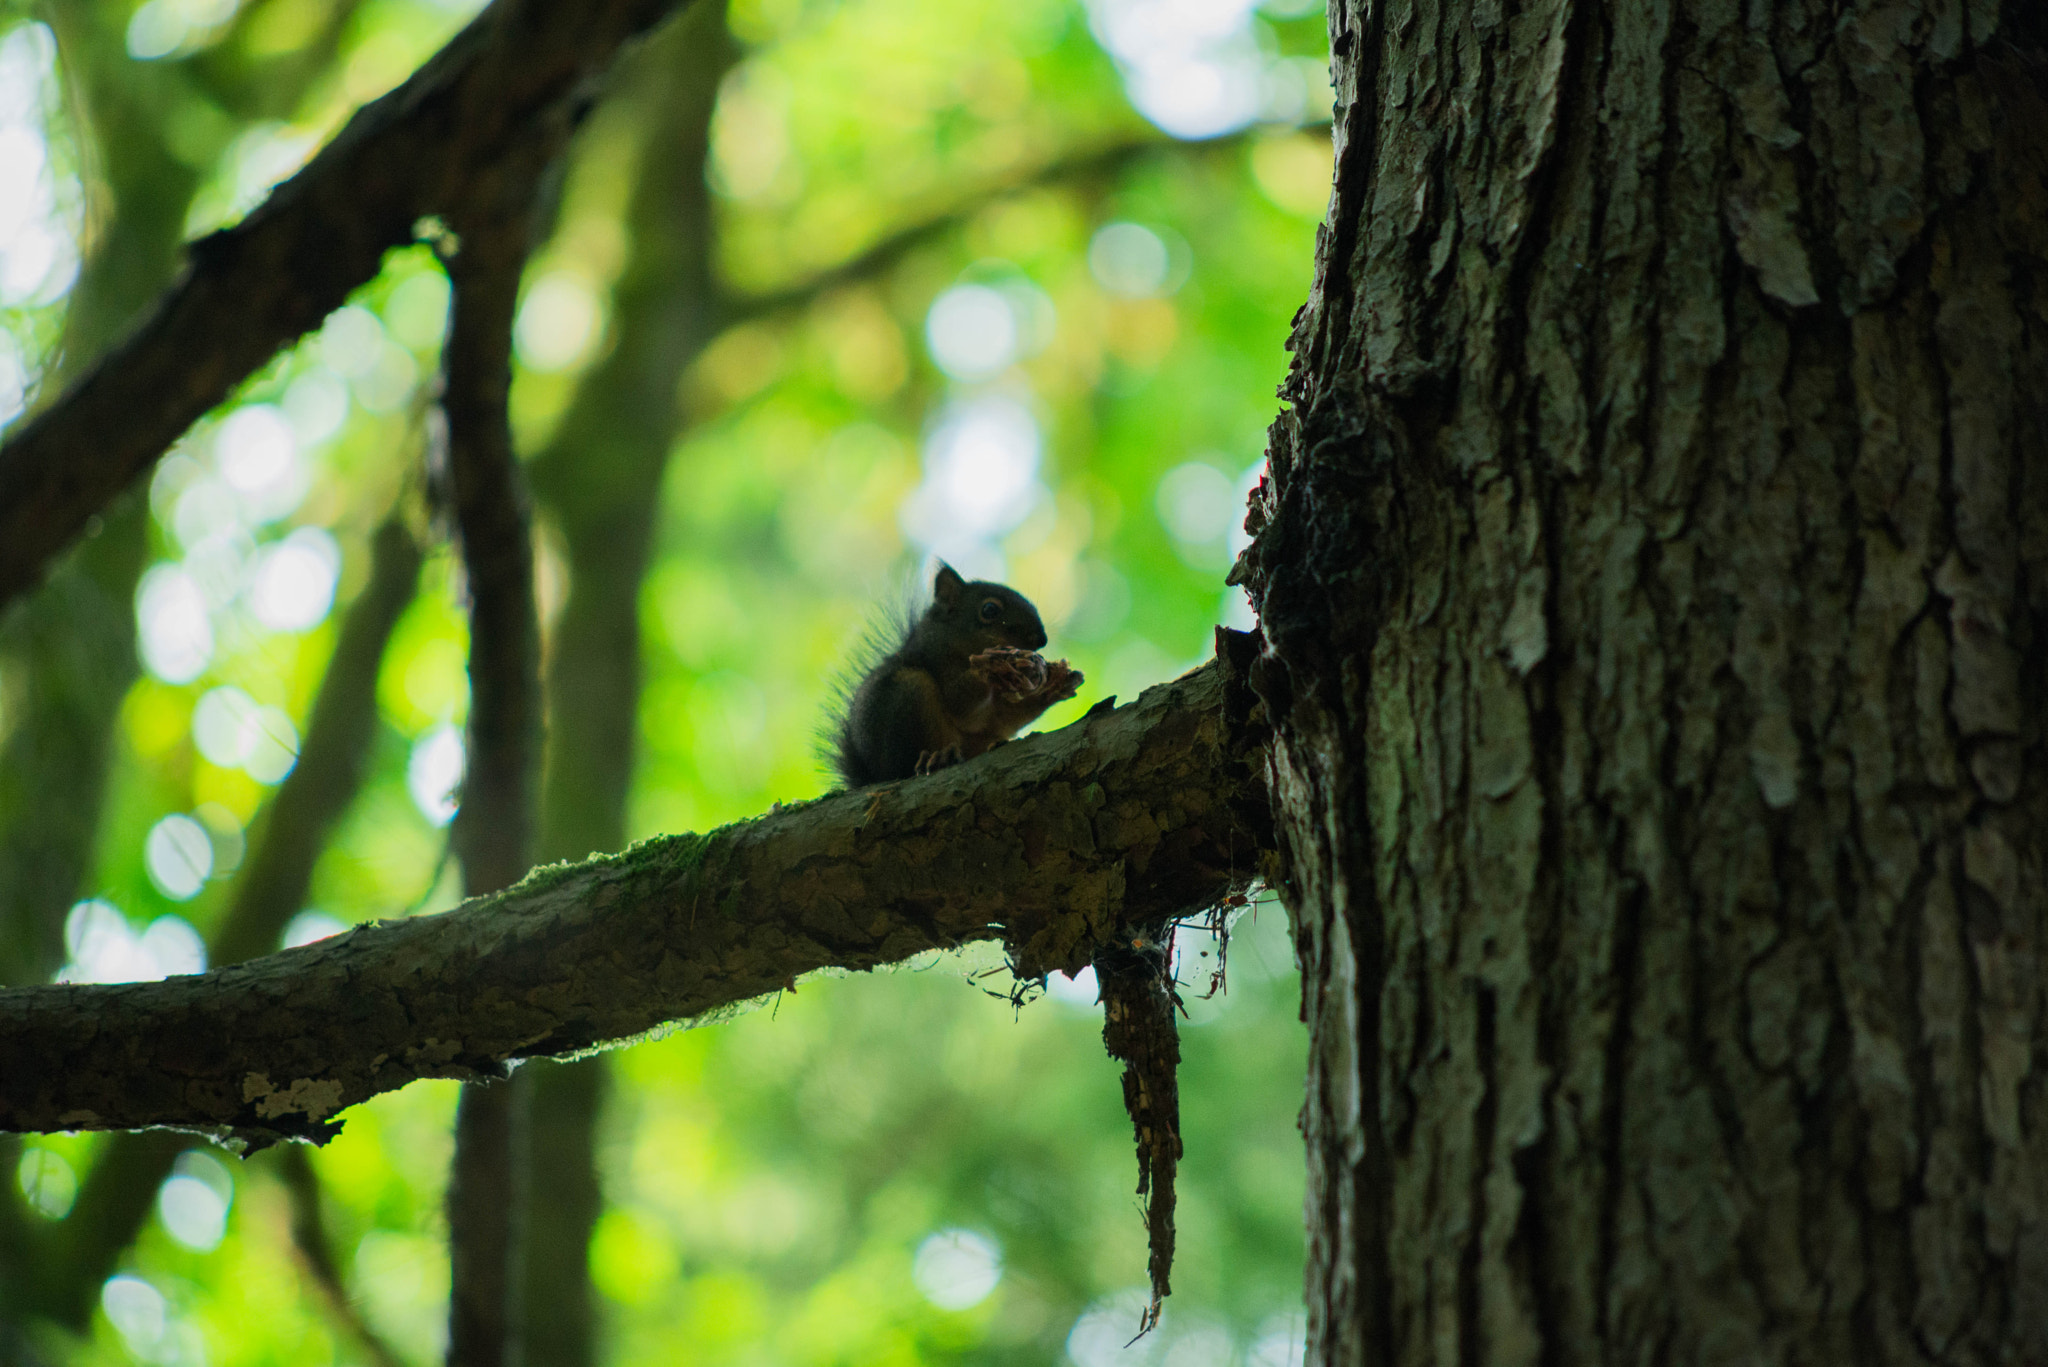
left=1240, top=2, right=2048, bottom=1361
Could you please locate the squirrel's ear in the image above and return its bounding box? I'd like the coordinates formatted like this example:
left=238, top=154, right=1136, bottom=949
left=933, top=563, right=966, bottom=604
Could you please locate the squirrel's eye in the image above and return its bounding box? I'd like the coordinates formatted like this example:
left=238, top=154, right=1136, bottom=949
left=979, top=599, right=1002, bottom=622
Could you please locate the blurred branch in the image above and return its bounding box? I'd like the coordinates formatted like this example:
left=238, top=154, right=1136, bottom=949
left=518, top=1058, right=605, bottom=1365
left=447, top=1080, right=523, bottom=1367
left=0, top=659, right=1263, bottom=1139
left=442, top=198, right=544, bottom=905
left=720, top=131, right=1221, bottom=321
left=0, top=0, right=700, bottom=615
left=213, top=516, right=425, bottom=963
left=276, top=1144, right=410, bottom=1367
left=0, top=501, right=147, bottom=986
left=441, top=161, right=547, bottom=1367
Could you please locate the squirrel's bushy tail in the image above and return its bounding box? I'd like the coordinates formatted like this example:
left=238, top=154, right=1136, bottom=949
left=816, top=595, right=920, bottom=790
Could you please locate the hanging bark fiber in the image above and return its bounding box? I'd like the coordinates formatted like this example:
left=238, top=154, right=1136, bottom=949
left=1094, top=922, right=1185, bottom=1339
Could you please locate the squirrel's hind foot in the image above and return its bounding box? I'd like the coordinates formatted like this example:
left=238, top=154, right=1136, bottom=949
left=914, top=745, right=963, bottom=776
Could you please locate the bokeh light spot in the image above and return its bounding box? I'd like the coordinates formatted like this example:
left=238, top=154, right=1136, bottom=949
left=0, top=331, right=26, bottom=425
left=515, top=272, right=605, bottom=372
left=1155, top=461, right=1236, bottom=545
left=57, top=901, right=207, bottom=984
left=60, top=900, right=139, bottom=983
left=352, top=339, right=420, bottom=412
left=243, top=707, right=299, bottom=784
left=899, top=395, right=1045, bottom=568
left=283, top=910, right=348, bottom=949
left=385, top=270, right=451, bottom=351
left=1067, top=1289, right=1163, bottom=1365
left=100, top=1276, right=167, bottom=1359
left=193, top=686, right=298, bottom=783
left=408, top=724, right=465, bottom=826
left=0, top=126, right=47, bottom=243
left=1163, top=1319, right=1237, bottom=1365
left=136, top=564, right=214, bottom=683
left=913, top=1228, right=1003, bottom=1310
left=194, top=802, right=245, bottom=875
left=1086, top=0, right=1268, bottom=139
left=158, top=1150, right=232, bottom=1252
left=1248, top=1313, right=1308, bottom=1366
left=925, top=284, right=1018, bottom=380
left=215, top=404, right=306, bottom=523
left=193, top=685, right=261, bottom=767
left=282, top=367, right=349, bottom=446
left=320, top=304, right=386, bottom=377
left=591, top=1209, right=680, bottom=1306
left=1251, top=132, right=1334, bottom=218
left=249, top=526, right=340, bottom=632
left=17, top=1148, right=77, bottom=1219
left=146, top=814, right=214, bottom=901
left=125, top=0, right=238, bottom=61
left=1089, top=223, right=1172, bottom=297
left=141, top=915, right=207, bottom=976
left=1045, top=964, right=1100, bottom=1010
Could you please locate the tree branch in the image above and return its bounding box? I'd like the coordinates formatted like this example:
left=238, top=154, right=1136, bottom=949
left=0, top=661, right=1256, bottom=1141
left=0, top=0, right=697, bottom=615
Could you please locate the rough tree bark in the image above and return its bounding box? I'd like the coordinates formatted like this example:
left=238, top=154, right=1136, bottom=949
left=1236, top=1, right=2048, bottom=1361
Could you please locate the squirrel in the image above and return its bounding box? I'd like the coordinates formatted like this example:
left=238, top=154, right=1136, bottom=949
left=832, top=564, right=1084, bottom=788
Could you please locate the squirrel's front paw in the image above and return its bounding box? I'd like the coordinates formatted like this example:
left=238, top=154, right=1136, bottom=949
left=1039, top=659, right=1084, bottom=704
left=969, top=647, right=1048, bottom=699
left=914, top=745, right=963, bottom=776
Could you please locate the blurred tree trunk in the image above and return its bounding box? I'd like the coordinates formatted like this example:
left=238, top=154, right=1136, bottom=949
left=1241, top=3, right=2048, bottom=1362
left=0, top=12, right=420, bottom=1354
left=443, top=153, right=548, bottom=1367
left=0, top=10, right=196, bottom=988
left=519, top=6, right=732, bottom=1363
left=0, top=14, right=197, bottom=1355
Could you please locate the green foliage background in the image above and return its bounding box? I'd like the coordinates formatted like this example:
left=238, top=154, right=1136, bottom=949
left=0, top=0, right=1330, bottom=1360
